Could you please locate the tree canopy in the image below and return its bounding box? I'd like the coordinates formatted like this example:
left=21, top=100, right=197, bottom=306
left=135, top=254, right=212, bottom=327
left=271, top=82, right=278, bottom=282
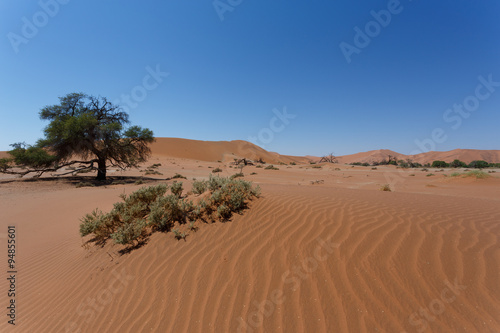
left=0, top=93, right=154, bottom=180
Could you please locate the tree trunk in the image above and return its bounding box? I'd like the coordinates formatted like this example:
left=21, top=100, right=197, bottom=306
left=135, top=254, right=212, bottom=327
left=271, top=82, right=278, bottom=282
left=96, top=158, right=107, bottom=181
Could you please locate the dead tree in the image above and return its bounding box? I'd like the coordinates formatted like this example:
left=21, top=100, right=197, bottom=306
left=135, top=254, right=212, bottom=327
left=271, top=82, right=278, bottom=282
left=319, top=153, right=338, bottom=163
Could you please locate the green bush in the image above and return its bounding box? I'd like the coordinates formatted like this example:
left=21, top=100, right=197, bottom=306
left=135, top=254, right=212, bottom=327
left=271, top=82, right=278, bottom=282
left=80, top=177, right=261, bottom=247
left=265, top=165, right=279, bottom=170
left=426, top=173, right=435, bottom=177
left=192, top=180, right=208, bottom=194
left=170, top=182, right=183, bottom=197
left=463, top=170, right=490, bottom=179
left=468, top=160, right=489, bottom=169
left=431, top=160, right=449, bottom=168
left=231, top=173, right=244, bottom=179
left=290, top=162, right=296, bottom=165
left=450, top=159, right=467, bottom=168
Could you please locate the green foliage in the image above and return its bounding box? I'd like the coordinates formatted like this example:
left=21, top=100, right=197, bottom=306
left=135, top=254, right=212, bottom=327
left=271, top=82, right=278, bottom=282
left=450, top=159, right=467, bottom=168
left=192, top=180, right=208, bottom=194
left=431, top=160, right=449, bottom=168
left=2, top=93, right=154, bottom=180
left=170, top=182, right=183, bottom=197
left=290, top=162, right=296, bottom=165
left=80, top=177, right=260, bottom=247
left=426, top=173, right=435, bottom=177
left=265, top=165, right=279, bottom=170
left=8, top=143, right=58, bottom=168
left=468, top=160, right=489, bottom=169
left=230, top=173, right=244, bottom=179
left=463, top=170, right=490, bottom=179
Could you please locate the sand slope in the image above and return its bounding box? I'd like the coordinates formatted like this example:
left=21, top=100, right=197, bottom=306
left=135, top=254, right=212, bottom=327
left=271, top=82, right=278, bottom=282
left=150, top=138, right=308, bottom=164
left=1, top=168, right=499, bottom=332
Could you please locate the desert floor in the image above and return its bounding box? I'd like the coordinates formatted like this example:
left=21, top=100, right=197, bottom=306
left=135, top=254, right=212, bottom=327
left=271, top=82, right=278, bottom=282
left=1, top=156, right=499, bottom=332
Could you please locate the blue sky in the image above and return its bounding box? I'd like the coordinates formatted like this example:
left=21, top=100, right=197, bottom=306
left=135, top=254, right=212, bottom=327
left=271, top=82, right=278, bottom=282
left=1, top=0, right=499, bottom=156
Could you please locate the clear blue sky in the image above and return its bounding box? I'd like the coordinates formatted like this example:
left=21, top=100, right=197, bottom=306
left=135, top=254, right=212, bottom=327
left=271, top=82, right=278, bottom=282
left=1, top=0, right=499, bottom=156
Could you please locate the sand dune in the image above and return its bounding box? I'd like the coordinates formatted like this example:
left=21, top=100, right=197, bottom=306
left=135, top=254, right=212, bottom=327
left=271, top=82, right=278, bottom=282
left=1, top=138, right=499, bottom=166
left=1, top=154, right=499, bottom=332
left=149, top=138, right=309, bottom=164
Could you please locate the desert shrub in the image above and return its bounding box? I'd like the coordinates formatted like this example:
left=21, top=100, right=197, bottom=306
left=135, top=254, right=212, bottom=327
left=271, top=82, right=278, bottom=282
left=409, top=174, right=415, bottom=176
left=135, top=179, right=144, bottom=185
left=312, top=165, right=322, bottom=169
left=265, top=165, right=279, bottom=170
left=468, top=160, right=489, bottom=169
left=255, top=165, right=262, bottom=168
left=278, top=162, right=286, bottom=165
left=463, top=170, right=490, bottom=179
left=217, top=204, right=232, bottom=220
left=450, top=159, right=467, bottom=168
left=290, top=162, right=296, bottom=165
left=450, top=172, right=461, bottom=177
left=250, top=172, right=257, bottom=175
left=121, top=184, right=168, bottom=207
left=172, top=173, right=186, bottom=179
left=111, top=219, right=147, bottom=245
left=212, top=167, right=222, bottom=173
left=231, top=173, right=244, bottom=179
left=431, top=160, right=449, bottom=168
left=380, top=184, right=391, bottom=192
left=426, top=173, right=435, bottom=177
left=144, top=170, right=163, bottom=175
left=148, top=194, right=193, bottom=231
left=421, top=168, right=428, bottom=172
left=192, top=180, right=208, bottom=194
left=372, top=167, right=377, bottom=170
left=170, top=182, right=183, bottom=197
left=80, top=177, right=260, bottom=247
left=148, top=163, right=161, bottom=169
left=112, top=180, right=126, bottom=185
left=172, top=229, right=187, bottom=240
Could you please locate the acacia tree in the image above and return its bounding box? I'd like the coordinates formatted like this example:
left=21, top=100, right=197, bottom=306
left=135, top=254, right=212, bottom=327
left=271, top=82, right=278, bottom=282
left=0, top=93, right=154, bottom=180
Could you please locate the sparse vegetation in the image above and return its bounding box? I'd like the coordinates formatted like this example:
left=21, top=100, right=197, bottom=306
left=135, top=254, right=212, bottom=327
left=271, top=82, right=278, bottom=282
left=290, top=162, right=296, bottom=165
left=426, top=173, right=435, bottom=177
left=265, top=165, right=279, bottom=170
left=230, top=173, right=244, bottom=179
left=144, top=170, right=163, bottom=175
left=212, top=167, right=223, bottom=173
left=463, top=170, right=490, bottom=179
left=255, top=165, right=263, bottom=168
left=172, top=173, right=187, bottom=179
left=311, top=165, right=322, bottom=169
left=380, top=184, right=391, bottom=192
left=80, top=176, right=261, bottom=247
left=170, top=182, right=183, bottom=197
left=192, top=180, right=208, bottom=194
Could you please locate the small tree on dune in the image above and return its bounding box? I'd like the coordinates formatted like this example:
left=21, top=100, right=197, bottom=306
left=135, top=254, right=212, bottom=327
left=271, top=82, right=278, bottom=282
left=0, top=93, right=154, bottom=180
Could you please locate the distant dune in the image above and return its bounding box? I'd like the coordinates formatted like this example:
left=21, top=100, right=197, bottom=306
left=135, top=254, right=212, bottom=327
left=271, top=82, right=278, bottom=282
left=150, top=138, right=310, bottom=164
left=1, top=138, right=499, bottom=165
